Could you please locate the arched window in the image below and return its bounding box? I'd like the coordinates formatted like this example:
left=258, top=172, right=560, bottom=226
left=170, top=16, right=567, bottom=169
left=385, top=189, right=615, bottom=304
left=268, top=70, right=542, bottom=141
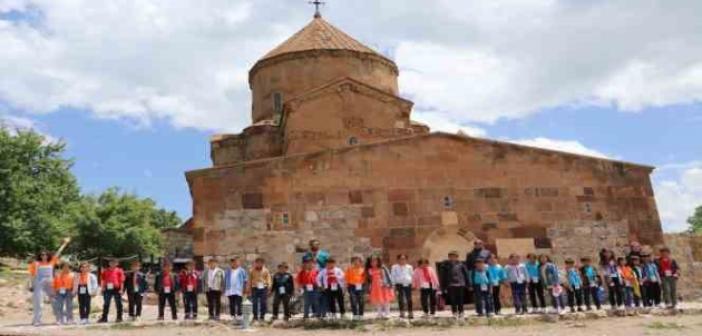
left=348, top=137, right=359, bottom=146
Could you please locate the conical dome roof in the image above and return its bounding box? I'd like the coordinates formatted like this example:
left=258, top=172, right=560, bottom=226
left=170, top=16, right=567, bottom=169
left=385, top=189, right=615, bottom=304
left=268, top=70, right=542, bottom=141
left=258, top=17, right=392, bottom=63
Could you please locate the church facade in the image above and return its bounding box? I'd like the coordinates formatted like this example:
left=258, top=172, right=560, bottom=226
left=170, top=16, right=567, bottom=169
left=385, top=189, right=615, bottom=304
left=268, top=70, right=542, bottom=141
left=185, top=16, right=664, bottom=266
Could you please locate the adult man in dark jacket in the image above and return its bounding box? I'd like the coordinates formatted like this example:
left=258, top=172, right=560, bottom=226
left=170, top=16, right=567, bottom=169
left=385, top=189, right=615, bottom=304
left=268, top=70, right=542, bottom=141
left=465, top=240, right=492, bottom=273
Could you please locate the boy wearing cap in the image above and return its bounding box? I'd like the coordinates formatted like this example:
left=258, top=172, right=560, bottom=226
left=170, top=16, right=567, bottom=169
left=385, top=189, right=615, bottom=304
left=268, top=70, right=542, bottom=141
left=98, top=257, right=125, bottom=323
left=440, top=251, right=470, bottom=319
left=272, top=263, right=295, bottom=321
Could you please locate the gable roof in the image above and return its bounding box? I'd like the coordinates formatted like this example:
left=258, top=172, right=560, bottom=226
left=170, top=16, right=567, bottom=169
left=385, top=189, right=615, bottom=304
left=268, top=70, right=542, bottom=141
left=257, top=17, right=392, bottom=63
left=283, top=76, right=413, bottom=110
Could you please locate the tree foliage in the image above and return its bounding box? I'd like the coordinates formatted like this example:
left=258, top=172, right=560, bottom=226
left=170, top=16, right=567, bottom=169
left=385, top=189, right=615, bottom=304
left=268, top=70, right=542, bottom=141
left=689, top=205, right=702, bottom=233
left=68, top=188, right=181, bottom=259
left=0, top=127, right=80, bottom=257
left=0, top=126, right=181, bottom=258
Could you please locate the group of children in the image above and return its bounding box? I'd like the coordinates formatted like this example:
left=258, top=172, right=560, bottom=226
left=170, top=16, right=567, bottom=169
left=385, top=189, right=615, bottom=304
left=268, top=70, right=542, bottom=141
left=416, top=248, right=680, bottom=319
left=28, top=245, right=681, bottom=326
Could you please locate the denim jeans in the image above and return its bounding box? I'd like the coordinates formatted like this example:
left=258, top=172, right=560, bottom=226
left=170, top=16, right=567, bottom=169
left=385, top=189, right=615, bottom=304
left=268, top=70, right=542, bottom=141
left=623, top=286, right=634, bottom=307
left=510, top=283, right=528, bottom=313
left=251, top=288, right=268, bottom=320
left=53, top=292, right=74, bottom=323
left=395, top=285, right=413, bottom=316
left=303, top=290, right=320, bottom=318
left=348, top=287, right=364, bottom=316
left=473, top=285, right=493, bottom=316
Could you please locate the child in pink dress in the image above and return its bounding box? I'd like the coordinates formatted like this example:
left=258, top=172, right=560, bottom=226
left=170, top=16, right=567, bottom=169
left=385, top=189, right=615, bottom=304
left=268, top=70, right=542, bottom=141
left=366, top=256, right=394, bottom=318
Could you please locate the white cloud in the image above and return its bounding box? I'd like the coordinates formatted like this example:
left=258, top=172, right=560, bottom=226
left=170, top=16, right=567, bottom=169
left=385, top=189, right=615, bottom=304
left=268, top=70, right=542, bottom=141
left=653, top=164, right=702, bottom=232
left=1, top=0, right=701, bottom=132
left=508, top=137, right=609, bottom=159
left=412, top=111, right=486, bottom=137
left=0, top=113, right=58, bottom=143
left=388, top=0, right=702, bottom=123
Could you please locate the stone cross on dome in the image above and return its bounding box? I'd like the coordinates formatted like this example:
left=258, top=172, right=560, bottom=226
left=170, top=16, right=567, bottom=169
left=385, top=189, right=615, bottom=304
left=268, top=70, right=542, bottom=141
left=309, top=0, right=325, bottom=18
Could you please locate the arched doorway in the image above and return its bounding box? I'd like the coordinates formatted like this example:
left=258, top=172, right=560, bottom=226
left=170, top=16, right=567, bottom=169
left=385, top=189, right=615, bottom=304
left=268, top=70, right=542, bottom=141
left=421, top=226, right=477, bottom=262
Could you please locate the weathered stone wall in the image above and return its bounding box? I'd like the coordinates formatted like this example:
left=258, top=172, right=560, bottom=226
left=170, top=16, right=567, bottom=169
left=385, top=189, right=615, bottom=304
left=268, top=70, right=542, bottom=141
left=211, top=124, right=283, bottom=166
left=282, top=78, right=414, bottom=156
left=161, top=228, right=194, bottom=259
left=187, top=133, right=663, bottom=269
left=250, top=50, right=399, bottom=123
left=663, top=233, right=702, bottom=300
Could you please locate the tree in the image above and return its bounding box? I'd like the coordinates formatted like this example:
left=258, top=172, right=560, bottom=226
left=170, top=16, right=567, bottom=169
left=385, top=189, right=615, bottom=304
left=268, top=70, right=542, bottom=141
left=689, top=205, right=702, bottom=233
left=68, top=188, right=181, bottom=259
left=0, top=127, right=80, bottom=257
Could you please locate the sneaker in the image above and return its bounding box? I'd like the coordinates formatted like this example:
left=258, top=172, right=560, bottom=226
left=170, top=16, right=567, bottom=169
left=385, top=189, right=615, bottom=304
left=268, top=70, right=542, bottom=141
left=97, top=318, right=107, bottom=324
left=408, top=313, right=414, bottom=319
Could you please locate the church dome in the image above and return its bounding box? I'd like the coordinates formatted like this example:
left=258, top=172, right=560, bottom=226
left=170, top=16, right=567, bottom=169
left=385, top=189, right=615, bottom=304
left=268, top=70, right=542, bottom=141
left=248, top=16, right=399, bottom=123
left=256, top=16, right=394, bottom=65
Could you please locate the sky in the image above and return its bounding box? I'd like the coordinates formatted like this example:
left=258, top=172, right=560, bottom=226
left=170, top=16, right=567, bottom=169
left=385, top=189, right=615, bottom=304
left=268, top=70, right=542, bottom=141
left=0, top=0, right=701, bottom=232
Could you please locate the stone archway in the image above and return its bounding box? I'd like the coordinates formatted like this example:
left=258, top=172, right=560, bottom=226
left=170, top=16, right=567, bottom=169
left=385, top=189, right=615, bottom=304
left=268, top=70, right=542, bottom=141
left=421, top=225, right=477, bottom=262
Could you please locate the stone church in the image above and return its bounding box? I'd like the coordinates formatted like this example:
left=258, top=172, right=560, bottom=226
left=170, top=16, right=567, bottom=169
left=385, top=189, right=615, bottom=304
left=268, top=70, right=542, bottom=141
left=185, top=14, right=664, bottom=266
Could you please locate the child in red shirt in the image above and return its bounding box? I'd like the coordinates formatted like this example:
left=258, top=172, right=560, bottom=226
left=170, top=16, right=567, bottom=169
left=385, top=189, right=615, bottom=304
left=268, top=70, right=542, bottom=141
left=179, top=260, right=200, bottom=320
left=656, top=247, right=680, bottom=308
left=98, top=258, right=125, bottom=323
left=297, top=258, right=319, bottom=319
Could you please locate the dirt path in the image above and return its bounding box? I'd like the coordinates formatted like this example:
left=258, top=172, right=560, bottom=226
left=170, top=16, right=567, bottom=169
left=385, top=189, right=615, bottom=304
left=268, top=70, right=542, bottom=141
left=1, top=314, right=701, bottom=336
left=3, top=268, right=702, bottom=336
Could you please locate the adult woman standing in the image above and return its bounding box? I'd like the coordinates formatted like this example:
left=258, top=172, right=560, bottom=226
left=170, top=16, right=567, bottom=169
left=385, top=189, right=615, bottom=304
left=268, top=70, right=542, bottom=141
left=28, top=237, right=71, bottom=326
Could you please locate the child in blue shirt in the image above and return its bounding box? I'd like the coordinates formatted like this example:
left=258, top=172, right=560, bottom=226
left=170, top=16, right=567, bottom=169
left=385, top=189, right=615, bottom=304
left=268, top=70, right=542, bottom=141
left=486, top=255, right=506, bottom=315
left=504, top=254, right=529, bottom=314
left=600, top=249, right=623, bottom=308
left=540, top=255, right=565, bottom=314
left=579, top=257, right=601, bottom=310
left=472, top=258, right=493, bottom=317
left=565, top=258, right=584, bottom=313
left=526, top=253, right=546, bottom=313
left=641, top=254, right=661, bottom=307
